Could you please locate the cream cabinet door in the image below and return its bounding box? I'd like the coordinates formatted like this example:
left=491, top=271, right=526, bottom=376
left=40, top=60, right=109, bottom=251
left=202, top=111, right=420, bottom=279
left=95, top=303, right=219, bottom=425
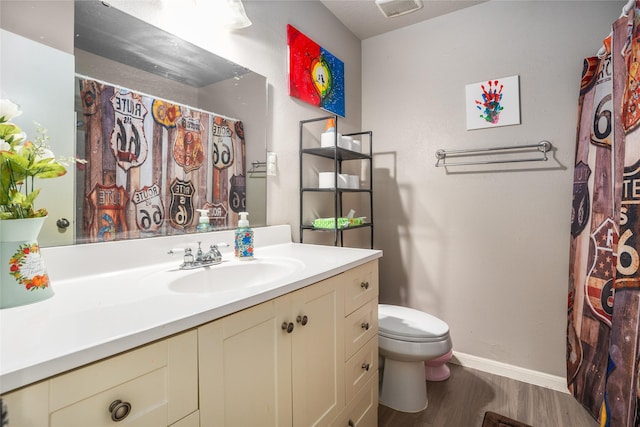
left=198, top=297, right=293, bottom=427
left=198, top=275, right=346, bottom=427
left=170, top=411, right=200, bottom=427
left=291, top=276, right=345, bottom=427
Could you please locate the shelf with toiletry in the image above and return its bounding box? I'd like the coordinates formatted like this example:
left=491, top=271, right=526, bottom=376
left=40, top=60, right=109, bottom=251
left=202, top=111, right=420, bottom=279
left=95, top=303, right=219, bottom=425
left=299, top=115, right=374, bottom=248
left=301, top=146, right=371, bottom=161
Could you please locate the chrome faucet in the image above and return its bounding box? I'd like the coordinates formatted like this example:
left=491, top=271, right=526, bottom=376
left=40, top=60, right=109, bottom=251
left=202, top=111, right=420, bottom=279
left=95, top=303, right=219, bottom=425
left=168, top=242, right=228, bottom=270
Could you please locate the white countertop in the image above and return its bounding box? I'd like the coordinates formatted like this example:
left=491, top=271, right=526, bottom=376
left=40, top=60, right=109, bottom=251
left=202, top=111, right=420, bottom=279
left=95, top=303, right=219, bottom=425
left=0, top=225, right=381, bottom=394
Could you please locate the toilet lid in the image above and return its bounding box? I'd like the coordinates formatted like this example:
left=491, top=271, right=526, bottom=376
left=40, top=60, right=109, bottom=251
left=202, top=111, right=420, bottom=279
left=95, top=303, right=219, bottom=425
left=378, top=304, right=449, bottom=342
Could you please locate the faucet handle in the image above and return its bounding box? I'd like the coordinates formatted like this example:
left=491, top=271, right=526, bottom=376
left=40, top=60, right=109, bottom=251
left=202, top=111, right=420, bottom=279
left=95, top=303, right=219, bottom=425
left=181, top=248, right=195, bottom=268
left=207, top=243, right=228, bottom=262
left=168, top=247, right=196, bottom=268
left=211, top=242, right=230, bottom=248
left=168, top=242, right=210, bottom=255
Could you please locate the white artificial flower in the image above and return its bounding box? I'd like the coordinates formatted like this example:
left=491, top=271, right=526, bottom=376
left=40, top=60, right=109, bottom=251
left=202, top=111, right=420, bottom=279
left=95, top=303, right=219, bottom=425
left=38, top=148, right=55, bottom=160
left=0, top=99, right=22, bottom=122
left=17, top=131, right=26, bottom=142
left=0, top=139, right=10, bottom=151
left=11, top=131, right=26, bottom=144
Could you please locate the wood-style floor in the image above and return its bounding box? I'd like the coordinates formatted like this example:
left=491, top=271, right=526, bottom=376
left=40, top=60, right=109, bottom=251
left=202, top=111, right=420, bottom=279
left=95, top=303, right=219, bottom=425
left=378, top=364, right=598, bottom=427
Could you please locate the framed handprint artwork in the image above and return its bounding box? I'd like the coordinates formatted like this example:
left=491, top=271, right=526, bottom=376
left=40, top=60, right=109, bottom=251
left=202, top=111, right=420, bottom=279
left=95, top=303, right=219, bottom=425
left=465, top=75, right=520, bottom=130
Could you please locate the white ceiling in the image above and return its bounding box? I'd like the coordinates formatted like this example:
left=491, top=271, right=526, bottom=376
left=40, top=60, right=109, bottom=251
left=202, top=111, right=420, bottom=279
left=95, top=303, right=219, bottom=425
left=319, top=0, right=488, bottom=40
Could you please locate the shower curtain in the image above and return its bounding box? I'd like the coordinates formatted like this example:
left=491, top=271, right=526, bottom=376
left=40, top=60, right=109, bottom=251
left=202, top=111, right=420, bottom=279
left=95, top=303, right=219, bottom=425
left=568, top=3, right=640, bottom=426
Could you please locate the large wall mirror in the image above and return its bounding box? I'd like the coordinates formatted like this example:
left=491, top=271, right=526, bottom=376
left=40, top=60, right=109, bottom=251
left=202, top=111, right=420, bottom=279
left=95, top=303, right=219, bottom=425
left=72, top=1, right=267, bottom=246
left=2, top=0, right=266, bottom=248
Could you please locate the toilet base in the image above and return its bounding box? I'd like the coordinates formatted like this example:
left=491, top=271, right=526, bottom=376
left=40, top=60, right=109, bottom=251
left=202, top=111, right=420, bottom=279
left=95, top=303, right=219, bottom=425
left=425, top=349, right=452, bottom=381
left=379, top=358, right=428, bottom=413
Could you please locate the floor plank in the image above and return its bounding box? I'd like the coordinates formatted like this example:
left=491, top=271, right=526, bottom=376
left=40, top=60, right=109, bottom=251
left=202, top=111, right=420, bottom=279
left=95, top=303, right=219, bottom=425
left=378, top=364, right=598, bottom=427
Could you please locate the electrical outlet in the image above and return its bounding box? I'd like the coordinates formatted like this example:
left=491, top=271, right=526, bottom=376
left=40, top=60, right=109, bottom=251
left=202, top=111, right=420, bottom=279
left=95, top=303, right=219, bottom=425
left=267, top=152, right=277, bottom=176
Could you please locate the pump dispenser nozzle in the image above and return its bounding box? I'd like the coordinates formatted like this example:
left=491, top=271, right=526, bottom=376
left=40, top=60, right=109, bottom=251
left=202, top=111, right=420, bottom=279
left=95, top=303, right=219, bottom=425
left=238, top=211, right=249, bottom=227
left=196, top=209, right=211, bottom=232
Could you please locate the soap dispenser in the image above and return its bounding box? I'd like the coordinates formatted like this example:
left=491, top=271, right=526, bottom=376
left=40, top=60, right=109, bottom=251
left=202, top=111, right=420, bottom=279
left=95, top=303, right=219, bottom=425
left=235, top=212, right=254, bottom=260
left=196, top=209, right=211, bottom=232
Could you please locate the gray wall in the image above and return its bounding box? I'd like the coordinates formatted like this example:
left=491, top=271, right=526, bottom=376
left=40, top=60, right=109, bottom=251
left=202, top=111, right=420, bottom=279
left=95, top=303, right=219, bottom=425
left=2, top=0, right=626, bottom=382
left=362, top=1, right=622, bottom=379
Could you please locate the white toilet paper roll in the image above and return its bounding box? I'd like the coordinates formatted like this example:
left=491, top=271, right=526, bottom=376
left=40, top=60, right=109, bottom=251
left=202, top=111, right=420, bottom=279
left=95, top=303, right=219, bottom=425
left=319, top=172, right=334, bottom=188
left=318, top=172, right=350, bottom=188
left=340, top=136, right=353, bottom=150
left=348, top=175, right=359, bottom=189
left=321, top=131, right=342, bottom=148
left=338, top=174, right=349, bottom=188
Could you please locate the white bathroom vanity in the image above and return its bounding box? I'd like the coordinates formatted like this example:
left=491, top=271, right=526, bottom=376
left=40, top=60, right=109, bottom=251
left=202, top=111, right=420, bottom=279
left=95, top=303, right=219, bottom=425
left=0, top=225, right=381, bottom=426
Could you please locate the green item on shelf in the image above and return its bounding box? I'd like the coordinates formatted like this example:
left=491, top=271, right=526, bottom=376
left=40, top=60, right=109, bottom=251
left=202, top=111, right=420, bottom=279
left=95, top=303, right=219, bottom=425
left=313, top=217, right=365, bottom=229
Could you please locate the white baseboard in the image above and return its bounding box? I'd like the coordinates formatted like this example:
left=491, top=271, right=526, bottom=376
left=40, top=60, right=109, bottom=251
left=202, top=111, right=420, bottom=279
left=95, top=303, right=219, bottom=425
left=450, top=351, right=569, bottom=394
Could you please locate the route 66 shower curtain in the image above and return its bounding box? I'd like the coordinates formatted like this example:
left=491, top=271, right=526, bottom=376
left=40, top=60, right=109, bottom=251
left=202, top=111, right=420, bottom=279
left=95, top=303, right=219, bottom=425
left=568, top=3, right=640, bottom=426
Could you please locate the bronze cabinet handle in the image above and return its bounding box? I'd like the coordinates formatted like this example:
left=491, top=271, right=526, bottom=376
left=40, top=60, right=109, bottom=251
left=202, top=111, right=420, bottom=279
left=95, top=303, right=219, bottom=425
left=281, top=322, right=294, bottom=333
left=109, top=400, right=131, bottom=422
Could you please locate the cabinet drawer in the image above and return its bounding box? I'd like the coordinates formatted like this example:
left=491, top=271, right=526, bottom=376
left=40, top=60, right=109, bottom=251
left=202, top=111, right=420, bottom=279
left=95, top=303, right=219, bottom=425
left=49, top=340, right=167, bottom=411
left=330, top=375, right=378, bottom=427
left=345, top=336, right=378, bottom=403
left=344, top=261, right=378, bottom=316
left=50, top=368, right=167, bottom=427
left=345, top=299, right=378, bottom=360
left=49, top=330, right=197, bottom=426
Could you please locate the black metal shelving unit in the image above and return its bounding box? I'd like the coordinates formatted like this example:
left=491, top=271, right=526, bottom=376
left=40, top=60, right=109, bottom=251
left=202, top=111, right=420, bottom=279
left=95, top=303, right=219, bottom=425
left=299, top=115, right=373, bottom=248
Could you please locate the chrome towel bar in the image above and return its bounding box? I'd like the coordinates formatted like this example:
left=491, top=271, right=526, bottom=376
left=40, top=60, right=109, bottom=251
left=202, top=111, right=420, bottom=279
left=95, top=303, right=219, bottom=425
left=249, top=160, right=267, bottom=177
left=435, top=141, right=552, bottom=167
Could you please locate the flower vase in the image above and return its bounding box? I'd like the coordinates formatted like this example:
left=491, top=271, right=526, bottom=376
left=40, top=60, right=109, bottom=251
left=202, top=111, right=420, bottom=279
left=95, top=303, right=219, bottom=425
left=0, top=217, right=53, bottom=309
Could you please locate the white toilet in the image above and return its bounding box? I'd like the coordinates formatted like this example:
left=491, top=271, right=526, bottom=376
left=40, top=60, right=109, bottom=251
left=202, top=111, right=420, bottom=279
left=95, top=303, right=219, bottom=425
left=378, top=304, right=452, bottom=413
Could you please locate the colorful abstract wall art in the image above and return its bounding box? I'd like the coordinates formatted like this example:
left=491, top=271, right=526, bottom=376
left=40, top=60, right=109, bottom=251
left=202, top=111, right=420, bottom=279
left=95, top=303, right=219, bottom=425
left=287, top=24, right=345, bottom=117
left=77, top=77, right=246, bottom=243
left=465, top=75, right=520, bottom=130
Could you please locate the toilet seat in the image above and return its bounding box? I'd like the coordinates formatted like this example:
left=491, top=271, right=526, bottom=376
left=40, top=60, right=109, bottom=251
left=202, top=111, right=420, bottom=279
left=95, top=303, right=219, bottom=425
left=378, top=304, right=449, bottom=343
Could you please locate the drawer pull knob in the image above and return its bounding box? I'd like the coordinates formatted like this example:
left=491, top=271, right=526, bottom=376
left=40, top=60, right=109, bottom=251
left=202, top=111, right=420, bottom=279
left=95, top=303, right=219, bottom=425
left=360, top=281, right=369, bottom=290
left=361, top=322, right=370, bottom=330
left=109, top=400, right=131, bottom=422
left=282, top=322, right=294, bottom=333
left=296, top=315, right=309, bottom=326
left=362, top=362, right=370, bottom=371
left=56, top=218, right=70, bottom=229
left=348, top=420, right=356, bottom=427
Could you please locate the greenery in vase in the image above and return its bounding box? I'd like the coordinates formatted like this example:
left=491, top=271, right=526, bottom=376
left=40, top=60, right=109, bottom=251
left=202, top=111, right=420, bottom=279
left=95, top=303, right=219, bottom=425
left=0, top=99, right=68, bottom=219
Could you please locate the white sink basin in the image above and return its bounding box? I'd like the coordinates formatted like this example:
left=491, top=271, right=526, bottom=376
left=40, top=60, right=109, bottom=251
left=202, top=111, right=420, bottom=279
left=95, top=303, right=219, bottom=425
left=168, top=257, right=305, bottom=293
